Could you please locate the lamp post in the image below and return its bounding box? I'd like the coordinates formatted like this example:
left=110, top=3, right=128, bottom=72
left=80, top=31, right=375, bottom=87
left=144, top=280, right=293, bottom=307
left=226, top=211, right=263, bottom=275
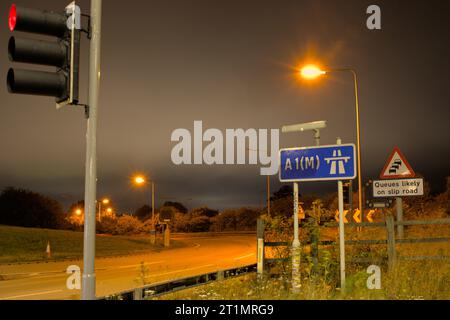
left=300, top=65, right=364, bottom=216
left=97, top=198, right=110, bottom=222
left=247, top=148, right=272, bottom=216
left=133, top=175, right=156, bottom=243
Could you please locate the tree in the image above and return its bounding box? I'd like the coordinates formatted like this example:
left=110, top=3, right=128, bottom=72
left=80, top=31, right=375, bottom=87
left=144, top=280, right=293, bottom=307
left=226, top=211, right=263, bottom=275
left=163, top=201, right=188, bottom=214
left=190, top=206, right=219, bottom=218
left=271, top=185, right=295, bottom=201
left=134, top=205, right=152, bottom=221
left=173, top=212, right=190, bottom=232
left=114, top=215, right=143, bottom=235
left=68, top=200, right=84, bottom=214
left=159, top=206, right=177, bottom=221
left=187, top=215, right=212, bottom=232
left=271, top=196, right=293, bottom=218
left=0, top=187, right=65, bottom=229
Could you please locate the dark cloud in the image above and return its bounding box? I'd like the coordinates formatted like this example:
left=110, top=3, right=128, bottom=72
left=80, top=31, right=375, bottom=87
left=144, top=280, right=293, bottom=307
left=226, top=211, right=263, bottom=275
left=1, top=0, right=449, bottom=212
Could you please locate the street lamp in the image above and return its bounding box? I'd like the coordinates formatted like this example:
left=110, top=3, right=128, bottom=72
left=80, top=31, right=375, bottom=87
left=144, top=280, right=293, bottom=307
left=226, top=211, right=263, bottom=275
left=97, top=198, right=110, bottom=222
left=133, top=174, right=156, bottom=225
left=300, top=65, right=364, bottom=215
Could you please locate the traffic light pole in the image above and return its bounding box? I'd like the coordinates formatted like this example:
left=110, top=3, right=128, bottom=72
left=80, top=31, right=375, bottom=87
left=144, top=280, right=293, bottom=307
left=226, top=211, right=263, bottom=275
left=82, top=0, right=102, bottom=301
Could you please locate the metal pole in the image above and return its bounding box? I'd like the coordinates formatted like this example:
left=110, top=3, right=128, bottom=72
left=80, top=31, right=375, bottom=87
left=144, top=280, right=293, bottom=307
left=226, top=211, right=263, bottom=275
left=292, top=182, right=301, bottom=293
left=337, top=138, right=346, bottom=292
left=150, top=182, right=156, bottom=244
left=351, top=70, right=363, bottom=215
left=314, top=129, right=320, bottom=147
left=151, top=182, right=155, bottom=221
left=82, top=0, right=102, bottom=301
left=257, top=219, right=265, bottom=276
left=267, top=176, right=271, bottom=216
left=396, top=197, right=404, bottom=239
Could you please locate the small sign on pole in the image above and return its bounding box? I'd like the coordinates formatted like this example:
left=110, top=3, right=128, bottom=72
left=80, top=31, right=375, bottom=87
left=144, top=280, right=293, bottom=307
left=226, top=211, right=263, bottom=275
left=373, top=178, right=424, bottom=198
left=378, top=147, right=420, bottom=239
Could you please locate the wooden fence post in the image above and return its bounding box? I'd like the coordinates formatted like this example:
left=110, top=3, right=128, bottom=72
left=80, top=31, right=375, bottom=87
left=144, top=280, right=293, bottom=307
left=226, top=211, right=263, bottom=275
left=386, top=215, right=397, bottom=272
left=257, top=219, right=265, bottom=276
left=133, top=288, right=143, bottom=300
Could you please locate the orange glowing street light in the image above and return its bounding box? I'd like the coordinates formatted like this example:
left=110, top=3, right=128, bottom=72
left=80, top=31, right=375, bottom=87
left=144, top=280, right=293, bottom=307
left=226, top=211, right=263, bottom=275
left=134, top=175, right=146, bottom=186
left=300, top=64, right=326, bottom=79
left=299, top=63, right=364, bottom=217
left=132, top=174, right=156, bottom=223
left=75, top=209, right=83, bottom=216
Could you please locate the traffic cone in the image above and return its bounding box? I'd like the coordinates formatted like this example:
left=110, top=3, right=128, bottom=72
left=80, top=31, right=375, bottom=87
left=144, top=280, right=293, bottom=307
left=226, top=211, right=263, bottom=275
left=46, top=241, right=51, bottom=259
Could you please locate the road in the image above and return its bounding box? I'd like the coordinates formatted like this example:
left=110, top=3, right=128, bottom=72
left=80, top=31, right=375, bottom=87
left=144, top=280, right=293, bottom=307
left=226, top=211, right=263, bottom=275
left=0, top=233, right=256, bottom=300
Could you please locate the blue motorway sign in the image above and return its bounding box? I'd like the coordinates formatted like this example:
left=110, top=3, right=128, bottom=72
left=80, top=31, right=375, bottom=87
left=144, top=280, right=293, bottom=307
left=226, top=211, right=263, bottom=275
left=279, top=144, right=357, bottom=182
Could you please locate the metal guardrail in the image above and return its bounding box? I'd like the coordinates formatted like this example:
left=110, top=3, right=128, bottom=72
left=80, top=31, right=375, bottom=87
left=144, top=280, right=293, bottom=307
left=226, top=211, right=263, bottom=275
left=99, top=264, right=257, bottom=300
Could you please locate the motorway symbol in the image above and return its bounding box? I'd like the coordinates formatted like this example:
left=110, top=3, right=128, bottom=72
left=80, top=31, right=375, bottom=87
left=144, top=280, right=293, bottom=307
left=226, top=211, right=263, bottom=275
left=279, top=144, right=357, bottom=182
left=325, top=149, right=351, bottom=175
left=380, top=147, right=416, bottom=179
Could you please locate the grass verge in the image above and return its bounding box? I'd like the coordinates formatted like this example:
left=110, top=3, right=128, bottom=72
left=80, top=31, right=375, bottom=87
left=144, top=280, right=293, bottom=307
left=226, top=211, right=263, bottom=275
left=154, top=259, right=450, bottom=300
left=0, top=225, right=184, bottom=265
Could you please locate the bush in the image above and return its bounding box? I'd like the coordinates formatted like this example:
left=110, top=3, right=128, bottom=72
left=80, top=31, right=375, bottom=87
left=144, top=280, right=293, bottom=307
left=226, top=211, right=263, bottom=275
left=97, top=216, right=117, bottom=234
left=187, top=215, right=212, bottom=232
left=113, top=215, right=143, bottom=235
left=210, top=208, right=260, bottom=232
left=173, top=212, right=190, bottom=233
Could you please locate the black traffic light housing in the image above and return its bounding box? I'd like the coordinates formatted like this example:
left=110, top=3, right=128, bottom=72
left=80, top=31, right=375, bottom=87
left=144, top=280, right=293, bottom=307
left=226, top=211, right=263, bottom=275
left=7, top=3, right=81, bottom=108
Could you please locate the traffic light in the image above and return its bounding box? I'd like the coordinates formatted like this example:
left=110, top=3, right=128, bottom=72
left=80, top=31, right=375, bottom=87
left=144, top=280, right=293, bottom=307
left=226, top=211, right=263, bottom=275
left=7, top=3, right=81, bottom=108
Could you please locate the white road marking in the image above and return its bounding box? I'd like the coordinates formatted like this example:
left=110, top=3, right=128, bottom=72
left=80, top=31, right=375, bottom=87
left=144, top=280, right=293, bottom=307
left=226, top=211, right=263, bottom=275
left=1, top=289, right=63, bottom=300
left=149, top=264, right=214, bottom=278
left=234, top=253, right=255, bottom=260
left=114, top=260, right=166, bottom=270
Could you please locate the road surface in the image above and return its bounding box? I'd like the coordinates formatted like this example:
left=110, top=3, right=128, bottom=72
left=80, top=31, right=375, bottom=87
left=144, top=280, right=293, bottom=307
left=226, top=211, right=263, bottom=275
left=0, top=233, right=256, bottom=300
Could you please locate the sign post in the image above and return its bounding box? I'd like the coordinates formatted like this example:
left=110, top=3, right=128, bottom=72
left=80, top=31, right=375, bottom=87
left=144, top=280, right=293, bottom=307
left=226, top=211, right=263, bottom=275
left=336, top=138, right=346, bottom=292
left=280, top=142, right=356, bottom=293
left=377, top=147, right=419, bottom=238
left=292, top=182, right=301, bottom=293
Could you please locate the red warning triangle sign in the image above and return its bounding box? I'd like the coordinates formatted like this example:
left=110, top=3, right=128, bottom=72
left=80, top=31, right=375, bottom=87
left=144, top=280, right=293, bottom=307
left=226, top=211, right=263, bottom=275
left=380, top=147, right=416, bottom=179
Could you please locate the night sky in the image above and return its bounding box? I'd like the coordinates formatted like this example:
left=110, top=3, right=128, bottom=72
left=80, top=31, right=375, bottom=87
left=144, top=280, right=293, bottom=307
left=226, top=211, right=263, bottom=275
left=1, top=0, right=449, bottom=213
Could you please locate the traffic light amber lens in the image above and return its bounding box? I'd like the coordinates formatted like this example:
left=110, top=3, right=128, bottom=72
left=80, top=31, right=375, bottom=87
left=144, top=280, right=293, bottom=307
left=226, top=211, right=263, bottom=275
left=9, top=4, right=17, bottom=31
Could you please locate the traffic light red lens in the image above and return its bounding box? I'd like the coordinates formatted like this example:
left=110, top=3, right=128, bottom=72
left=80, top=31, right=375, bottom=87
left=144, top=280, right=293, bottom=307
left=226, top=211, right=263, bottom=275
left=9, top=4, right=17, bottom=31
